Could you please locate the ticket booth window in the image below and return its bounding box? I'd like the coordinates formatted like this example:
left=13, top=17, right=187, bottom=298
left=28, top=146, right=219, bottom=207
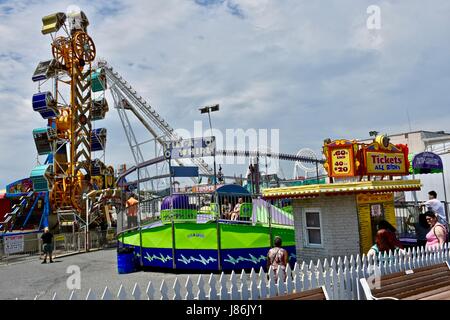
left=370, top=203, right=385, bottom=242
left=303, top=209, right=323, bottom=247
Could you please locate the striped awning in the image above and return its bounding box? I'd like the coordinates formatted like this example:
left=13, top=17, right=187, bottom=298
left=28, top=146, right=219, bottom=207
left=262, top=180, right=421, bottom=200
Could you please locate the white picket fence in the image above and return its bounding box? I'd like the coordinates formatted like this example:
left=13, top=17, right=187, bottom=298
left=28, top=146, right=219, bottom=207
left=31, top=243, right=450, bottom=300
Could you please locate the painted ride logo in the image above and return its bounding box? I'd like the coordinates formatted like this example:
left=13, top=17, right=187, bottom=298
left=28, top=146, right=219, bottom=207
left=187, top=233, right=205, bottom=239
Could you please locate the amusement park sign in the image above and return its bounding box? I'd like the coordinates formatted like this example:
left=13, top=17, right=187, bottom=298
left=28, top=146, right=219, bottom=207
left=412, top=152, right=443, bottom=174
left=365, top=152, right=407, bottom=175
left=323, top=140, right=358, bottom=178
left=323, top=135, right=410, bottom=179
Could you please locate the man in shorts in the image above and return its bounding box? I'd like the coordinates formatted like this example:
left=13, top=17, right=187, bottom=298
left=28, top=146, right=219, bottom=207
left=41, top=227, right=54, bottom=263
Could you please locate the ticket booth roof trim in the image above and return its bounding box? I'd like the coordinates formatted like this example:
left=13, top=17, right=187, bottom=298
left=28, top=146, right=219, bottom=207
left=262, top=180, right=421, bottom=200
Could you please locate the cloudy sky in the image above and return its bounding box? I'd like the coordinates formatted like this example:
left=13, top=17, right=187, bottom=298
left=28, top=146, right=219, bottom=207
left=1, top=0, right=450, bottom=188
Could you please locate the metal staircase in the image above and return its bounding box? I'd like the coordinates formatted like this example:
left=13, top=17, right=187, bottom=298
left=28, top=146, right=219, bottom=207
left=56, top=208, right=86, bottom=233
left=0, top=191, right=34, bottom=232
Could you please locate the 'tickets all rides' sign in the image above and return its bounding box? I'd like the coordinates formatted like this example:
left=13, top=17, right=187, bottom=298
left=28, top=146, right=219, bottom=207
left=323, top=135, right=410, bottom=180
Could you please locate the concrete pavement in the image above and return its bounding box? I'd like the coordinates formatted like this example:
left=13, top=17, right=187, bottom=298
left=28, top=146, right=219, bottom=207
left=0, top=249, right=218, bottom=300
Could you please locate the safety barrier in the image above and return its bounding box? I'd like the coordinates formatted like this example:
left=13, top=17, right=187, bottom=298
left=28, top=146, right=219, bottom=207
left=0, top=230, right=116, bottom=265
left=27, top=243, right=450, bottom=300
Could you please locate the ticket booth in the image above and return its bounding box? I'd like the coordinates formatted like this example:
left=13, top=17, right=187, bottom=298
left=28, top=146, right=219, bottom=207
left=263, top=135, right=421, bottom=263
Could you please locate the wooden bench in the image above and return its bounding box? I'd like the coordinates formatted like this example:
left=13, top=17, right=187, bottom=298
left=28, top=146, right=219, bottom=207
left=265, top=286, right=330, bottom=300
left=360, top=262, right=450, bottom=300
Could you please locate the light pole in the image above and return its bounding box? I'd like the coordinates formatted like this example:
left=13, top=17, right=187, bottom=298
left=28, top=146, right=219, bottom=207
left=199, top=104, right=219, bottom=190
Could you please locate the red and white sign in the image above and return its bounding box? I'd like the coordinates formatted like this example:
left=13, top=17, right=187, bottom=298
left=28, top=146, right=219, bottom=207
left=4, top=234, right=24, bottom=254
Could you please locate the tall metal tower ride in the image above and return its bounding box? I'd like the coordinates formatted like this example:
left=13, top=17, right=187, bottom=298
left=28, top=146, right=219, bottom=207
left=31, top=9, right=113, bottom=229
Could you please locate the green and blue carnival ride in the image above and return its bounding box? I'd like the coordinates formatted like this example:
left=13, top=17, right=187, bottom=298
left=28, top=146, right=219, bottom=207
left=117, top=180, right=297, bottom=273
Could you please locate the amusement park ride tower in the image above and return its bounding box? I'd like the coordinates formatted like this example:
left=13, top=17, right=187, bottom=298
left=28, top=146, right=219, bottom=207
left=30, top=10, right=113, bottom=229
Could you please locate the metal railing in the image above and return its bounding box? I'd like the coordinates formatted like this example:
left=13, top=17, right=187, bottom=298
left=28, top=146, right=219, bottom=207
left=0, top=231, right=42, bottom=265
left=116, top=192, right=295, bottom=272
left=118, top=193, right=446, bottom=242
left=117, top=192, right=294, bottom=232
left=394, top=200, right=449, bottom=238
left=0, top=230, right=117, bottom=265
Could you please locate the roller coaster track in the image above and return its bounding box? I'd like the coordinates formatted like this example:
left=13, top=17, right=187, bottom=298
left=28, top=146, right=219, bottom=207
left=118, top=149, right=324, bottom=185
left=97, top=60, right=324, bottom=189
left=215, top=150, right=324, bottom=164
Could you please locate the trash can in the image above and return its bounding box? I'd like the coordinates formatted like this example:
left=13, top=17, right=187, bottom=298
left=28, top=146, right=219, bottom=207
left=117, top=247, right=137, bottom=274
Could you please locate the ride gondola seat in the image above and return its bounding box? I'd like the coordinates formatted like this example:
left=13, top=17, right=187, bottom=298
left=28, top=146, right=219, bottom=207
left=32, top=59, right=59, bottom=82
left=32, top=92, right=58, bottom=119
left=41, top=12, right=66, bottom=34
left=32, top=127, right=56, bottom=155
left=30, top=165, right=52, bottom=192
left=91, top=68, right=107, bottom=92
left=92, top=98, right=109, bottom=121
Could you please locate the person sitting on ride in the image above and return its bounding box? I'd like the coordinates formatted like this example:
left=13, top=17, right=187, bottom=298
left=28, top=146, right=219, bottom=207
left=199, top=200, right=210, bottom=214
left=220, top=198, right=232, bottom=219
left=230, top=198, right=244, bottom=221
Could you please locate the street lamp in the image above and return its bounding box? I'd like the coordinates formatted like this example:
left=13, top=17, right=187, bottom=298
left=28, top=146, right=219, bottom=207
left=199, top=104, right=219, bottom=189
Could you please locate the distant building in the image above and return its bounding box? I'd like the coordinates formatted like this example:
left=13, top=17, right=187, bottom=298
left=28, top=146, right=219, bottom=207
left=360, top=130, right=450, bottom=202
left=359, top=130, right=450, bottom=155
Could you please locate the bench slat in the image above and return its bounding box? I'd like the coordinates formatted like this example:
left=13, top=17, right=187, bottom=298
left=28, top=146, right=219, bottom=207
left=361, top=263, right=450, bottom=300
left=420, top=291, right=450, bottom=300
left=375, top=277, right=450, bottom=299
left=299, top=293, right=327, bottom=300
left=404, top=284, right=450, bottom=300
left=396, top=278, right=450, bottom=300
left=266, top=287, right=325, bottom=300
left=373, top=270, right=450, bottom=294
left=378, top=264, right=449, bottom=283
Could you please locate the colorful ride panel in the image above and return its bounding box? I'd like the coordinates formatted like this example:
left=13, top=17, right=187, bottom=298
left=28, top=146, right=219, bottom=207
left=118, top=222, right=296, bottom=272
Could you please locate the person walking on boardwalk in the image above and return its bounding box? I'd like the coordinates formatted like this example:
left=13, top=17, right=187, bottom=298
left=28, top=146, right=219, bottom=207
left=367, top=229, right=405, bottom=257
left=41, top=227, right=54, bottom=264
left=377, top=220, right=404, bottom=249
left=267, top=236, right=288, bottom=283
left=424, top=211, right=448, bottom=251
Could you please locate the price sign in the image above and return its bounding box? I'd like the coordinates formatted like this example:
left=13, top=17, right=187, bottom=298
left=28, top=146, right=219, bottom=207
left=330, top=147, right=354, bottom=177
